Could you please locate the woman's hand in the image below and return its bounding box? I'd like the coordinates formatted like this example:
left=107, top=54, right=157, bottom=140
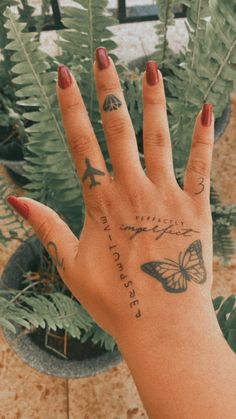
left=7, top=47, right=215, bottom=340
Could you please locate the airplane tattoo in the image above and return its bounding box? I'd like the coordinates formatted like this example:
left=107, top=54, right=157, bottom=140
left=82, top=158, right=105, bottom=188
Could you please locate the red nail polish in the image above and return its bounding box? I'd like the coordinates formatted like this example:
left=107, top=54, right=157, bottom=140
left=201, top=103, right=212, bottom=127
left=96, top=47, right=110, bottom=70
left=58, top=65, right=72, bottom=89
left=7, top=195, right=29, bottom=219
left=146, top=61, right=159, bottom=86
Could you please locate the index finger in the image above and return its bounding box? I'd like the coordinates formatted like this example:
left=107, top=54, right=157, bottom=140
left=56, top=64, right=111, bottom=198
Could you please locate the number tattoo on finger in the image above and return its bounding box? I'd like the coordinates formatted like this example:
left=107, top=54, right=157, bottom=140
left=194, top=176, right=205, bottom=195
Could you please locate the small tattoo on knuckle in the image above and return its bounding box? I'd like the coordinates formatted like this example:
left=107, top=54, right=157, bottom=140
left=103, top=94, right=122, bottom=112
left=194, top=176, right=205, bottom=195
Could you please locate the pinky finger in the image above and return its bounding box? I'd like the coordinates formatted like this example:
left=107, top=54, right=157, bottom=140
left=184, top=103, right=214, bottom=201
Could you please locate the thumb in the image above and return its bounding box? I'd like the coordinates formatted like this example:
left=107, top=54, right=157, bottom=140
left=7, top=195, right=80, bottom=292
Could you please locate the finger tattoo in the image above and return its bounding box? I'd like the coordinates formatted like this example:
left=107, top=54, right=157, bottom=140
left=103, top=94, right=122, bottom=112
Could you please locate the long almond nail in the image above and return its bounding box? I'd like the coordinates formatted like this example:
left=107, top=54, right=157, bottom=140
left=201, top=103, right=212, bottom=127
left=146, top=61, right=159, bottom=85
left=7, top=195, right=29, bottom=219
left=96, top=47, right=110, bottom=70
left=58, top=64, right=72, bottom=89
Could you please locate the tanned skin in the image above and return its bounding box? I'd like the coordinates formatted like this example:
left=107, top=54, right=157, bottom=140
left=8, top=50, right=236, bottom=419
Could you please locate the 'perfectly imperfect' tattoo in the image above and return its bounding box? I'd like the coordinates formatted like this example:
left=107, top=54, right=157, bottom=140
left=103, top=94, right=122, bottom=112
left=141, top=240, right=206, bottom=293
left=46, top=241, right=65, bottom=271
left=82, top=158, right=105, bottom=188
left=101, top=215, right=142, bottom=319
left=194, top=176, right=205, bottom=195
left=120, top=222, right=199, bottom=241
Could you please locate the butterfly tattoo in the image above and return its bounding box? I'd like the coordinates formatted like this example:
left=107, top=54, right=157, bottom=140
left=140, top=240, right=206, bottom=293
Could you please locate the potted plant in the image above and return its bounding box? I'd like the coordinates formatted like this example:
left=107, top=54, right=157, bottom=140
left=0, top=0, right=236, bottom=378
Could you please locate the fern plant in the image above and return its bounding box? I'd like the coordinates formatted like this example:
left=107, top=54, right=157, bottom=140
left=154, top=0, right=236, bottom=260
left=161, top=0, right=236, bottom=167
left=55, top=0, right=128, bottom=163
left=152, top=0, right=180, bottom=69
left=0, top=0, right=236, bottom=356
left=213, top=295, right=236, bottom=353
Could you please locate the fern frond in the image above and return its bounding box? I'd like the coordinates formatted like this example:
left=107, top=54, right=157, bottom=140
left=213, top=294, right=236, bottom=353
left=0, top=291, right=94, bottom=339
left=3, top=7, right=84, bottom=236
left=166, top=0, right=236, bottom=168
left=81, top=323, right=117, bottom=351
left=211, top=186, right=236, bottom=263
left=122, top=67, right=143, bottom=135
left=55, top=0, right=126, bottom=161
left=0, top=175, right=32, bottom=246
left=153, top=0, right=180, bottom=68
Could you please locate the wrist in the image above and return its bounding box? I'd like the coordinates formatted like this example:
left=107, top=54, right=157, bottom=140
left=114, top=291, right=224, bottom=356
left=114, top=296, right=236, bottom=419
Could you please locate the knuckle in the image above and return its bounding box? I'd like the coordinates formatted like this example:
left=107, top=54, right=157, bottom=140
left=86, top=188, right=113, bottom=216
left=193, top=137, right=213, bottom=148
left=98, top=81, right=121, bottom=94
left=35, top=217, right=55, bottom=244
left=144, top=93, right=166, bottom=107
left=126, top=185, right=146, bottom=211
left=187, top=158, right=209, bottom=177
left=145, top=130, right=169, bottom=148
left=104, top=118, right=128, bottom=140
left=69, top=134, right=94, bottom=156
left=63, top=100, right=84, bottom=116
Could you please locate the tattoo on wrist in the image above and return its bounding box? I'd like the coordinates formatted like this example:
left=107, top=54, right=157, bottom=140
left=194, top=176, right=205, bottom=195
left=141, top=240, right=206, bottom=293
left=82, top=158, right=105, bottom=188
left=46, top=241, right=65, bottom=271
left=103, top=94, right=122, bottom=112
left=101, top=215, right=142, bottom=319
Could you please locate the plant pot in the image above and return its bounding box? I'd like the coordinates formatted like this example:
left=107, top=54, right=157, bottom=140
left=0, top=133, right=28, bottom=187
left=0, top=236, right=122, bottom=378
left=0, top=159, right=28, bottom=188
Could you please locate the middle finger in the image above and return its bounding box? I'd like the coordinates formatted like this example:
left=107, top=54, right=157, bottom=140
left=93, top=47, right=143, bottom=182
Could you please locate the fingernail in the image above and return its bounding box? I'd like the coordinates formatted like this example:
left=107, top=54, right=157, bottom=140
left=7, top=195, right=29, bottom=219
left=96, top=47, right=110, bottom=70
left=58, top=64, right=72, bottom=89
left=201, top=103, right=213, bottom=127
left=146, top=61, right=159, bottom=86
